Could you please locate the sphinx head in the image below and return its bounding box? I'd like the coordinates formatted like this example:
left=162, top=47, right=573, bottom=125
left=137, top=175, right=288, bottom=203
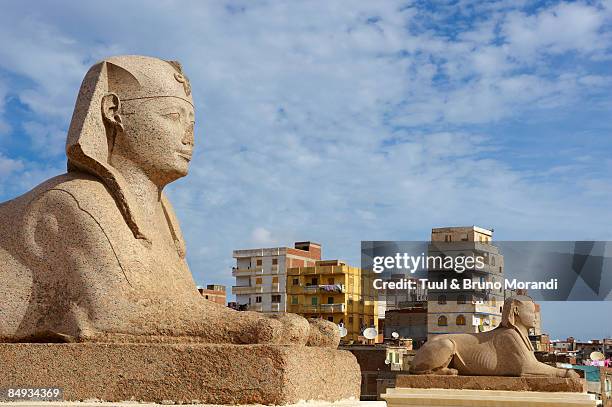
left=66, top=55, right=196, bottom=240
left=501, top=295, right=536, bottom=331
left=100, top=57, right=195, bottom=186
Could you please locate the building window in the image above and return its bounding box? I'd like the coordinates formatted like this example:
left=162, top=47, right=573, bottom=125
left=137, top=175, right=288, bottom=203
left=438, top=295, right=447, bottom=305
left=349, top=317, right=354, bottom=324
left=293, top=278, right=299, bottom=285
left=328, top=278, right=334, bottom=285
left=272, top=276, right=279, bottom=284
left=327, top=296, right=334, bottom=304
left=457, top=295, right=466, bottom=304
left=255, top=296, right=262, bottom=303
left=438, top=316, right=448, bottom=326
left=327, top=316, right=334, bottom=322
left=348, top=298, right=353, bottom=305
left=291, top=296, right=298, bottom=305
left=271, top=295, right=281, bottom=303
left=311, top=297, right=318, bottom=305
left=256, top=259, right=262, bottom=266
left=272, top=258, right=278, bottom=265
left=491, top=256, right=496, bottom=266
left=311, top=278, right=318, bottom=285
left=456, top=315, right=466, bottom=325
left=255, top=277, right=262, bottom=285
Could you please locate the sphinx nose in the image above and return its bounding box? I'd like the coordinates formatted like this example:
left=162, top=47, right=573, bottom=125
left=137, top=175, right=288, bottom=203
left=182, top=122, right=194, bottom=146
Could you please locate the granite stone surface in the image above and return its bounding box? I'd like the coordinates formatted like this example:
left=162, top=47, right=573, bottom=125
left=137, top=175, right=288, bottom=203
left=0, top=343, right=361, bottom=405
left=395, top=374, right=586, bottom=392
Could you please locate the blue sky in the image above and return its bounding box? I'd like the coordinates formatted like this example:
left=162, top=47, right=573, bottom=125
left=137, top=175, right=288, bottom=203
left=0, top=0, right=611, bottom=340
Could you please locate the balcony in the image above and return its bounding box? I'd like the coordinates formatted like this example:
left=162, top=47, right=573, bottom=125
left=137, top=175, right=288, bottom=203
left=302, top=284, right=345, bottom=294
left=287, top=266, right=347, bottom=276
left=301, top=304, right=320, bottom=313
left=232, top=285, right=263, bottom=295
left=320, top=303, right=346, bottom=313
left=231, top=267, right=263, bottom=277
left=248, top=303, right=263, bottom=312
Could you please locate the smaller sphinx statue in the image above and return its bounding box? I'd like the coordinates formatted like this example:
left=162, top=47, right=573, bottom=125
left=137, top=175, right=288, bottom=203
left=410, top=295, right=578, bottom=378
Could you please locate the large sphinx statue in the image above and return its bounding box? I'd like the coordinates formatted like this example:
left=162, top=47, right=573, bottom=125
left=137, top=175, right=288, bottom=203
left=0, top=55, right=337, bottom=347
left=410, top=295, right=578, bottom=378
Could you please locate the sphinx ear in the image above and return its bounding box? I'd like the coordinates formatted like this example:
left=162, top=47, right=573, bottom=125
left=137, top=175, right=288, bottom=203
left=101, top=93, right=124, bottom=132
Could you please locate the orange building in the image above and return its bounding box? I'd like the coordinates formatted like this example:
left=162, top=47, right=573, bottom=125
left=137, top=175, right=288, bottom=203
left=198, top=284, right=227, bottom=305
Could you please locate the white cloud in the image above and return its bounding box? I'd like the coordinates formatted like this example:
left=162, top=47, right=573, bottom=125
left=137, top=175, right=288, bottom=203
left=503, top=2, right=608, bottom=58
left=251, top=227, right=276, bottom=246
left=0, top=153, right=23, bottom=177
left=22, top=121, right=66, bottom=157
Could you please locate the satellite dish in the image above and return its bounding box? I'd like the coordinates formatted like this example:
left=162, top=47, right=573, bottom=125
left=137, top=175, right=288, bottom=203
left=391, top=331, right=400, bottom=339
left=384, top=359, right=391, bottom=365
left=591, top=351, right=605, bottom=361
left=363, top=327, right=377, bottom=340
left=338, top=326, right=348, bottom=338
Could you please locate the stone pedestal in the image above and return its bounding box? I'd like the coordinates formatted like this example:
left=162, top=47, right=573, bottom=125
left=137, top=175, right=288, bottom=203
left=383, top=388, right=597, bottom=407
left=0, top=343, right=360, bottom=405
left=383, top=375, right=596, bottom=407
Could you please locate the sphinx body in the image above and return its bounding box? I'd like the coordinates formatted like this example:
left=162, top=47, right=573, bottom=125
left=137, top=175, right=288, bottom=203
left=410, top=296, right=577, bottom=378
left=0, top=55, right=337, bottom=347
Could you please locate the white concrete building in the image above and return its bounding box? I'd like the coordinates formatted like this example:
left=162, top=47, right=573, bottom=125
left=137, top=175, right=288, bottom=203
left=232, top=242, right=321, bottom=314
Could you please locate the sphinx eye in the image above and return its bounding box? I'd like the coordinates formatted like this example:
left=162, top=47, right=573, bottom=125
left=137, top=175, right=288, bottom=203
left=163, top=112, right=181, bottom=121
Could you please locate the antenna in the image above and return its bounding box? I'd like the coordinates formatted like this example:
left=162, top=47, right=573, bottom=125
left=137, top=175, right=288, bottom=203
left=363, top=327, right=377, bottom=340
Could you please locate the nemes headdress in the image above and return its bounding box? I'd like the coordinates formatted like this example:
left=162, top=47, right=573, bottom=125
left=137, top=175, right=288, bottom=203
left=66, top=55, right=192, bottom=249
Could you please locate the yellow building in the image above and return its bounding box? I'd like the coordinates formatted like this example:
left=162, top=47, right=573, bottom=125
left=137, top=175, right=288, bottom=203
left=286, top=260, right=378, bottom=343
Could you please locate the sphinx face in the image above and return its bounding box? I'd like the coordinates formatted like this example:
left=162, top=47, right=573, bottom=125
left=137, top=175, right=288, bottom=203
left=516, top=300, right=536, bottom=329
left=114, top=96, right=195, bottom=185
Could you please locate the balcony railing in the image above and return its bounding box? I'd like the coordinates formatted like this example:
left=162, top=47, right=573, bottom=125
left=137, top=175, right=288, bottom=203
left=248, top=303, right=263, bottom=311
left=320, top=303, right=346, bottom=313
left=231, top=267, right=263, bottom=277
left=232, top=285, right=264, bottom=295
left=302, top=284, right=345, bottom=293
left=297, top=303, right=346, bottom=313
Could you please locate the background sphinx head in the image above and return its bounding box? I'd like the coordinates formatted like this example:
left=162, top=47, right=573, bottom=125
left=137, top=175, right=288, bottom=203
left=66, top=55, right=195, bottom=241
left=500, top=295, right=536, bottom=350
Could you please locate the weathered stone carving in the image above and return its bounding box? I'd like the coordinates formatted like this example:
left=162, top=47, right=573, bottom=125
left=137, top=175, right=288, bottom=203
left=410, top=295, right=578, bottom=377
left=0, top=55, right=337, bottom=347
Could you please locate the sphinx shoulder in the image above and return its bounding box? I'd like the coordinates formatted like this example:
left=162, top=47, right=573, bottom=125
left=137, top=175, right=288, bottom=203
left=491, top=327, right=533, bottom=356
left=16, top=173, right=126, bottom=247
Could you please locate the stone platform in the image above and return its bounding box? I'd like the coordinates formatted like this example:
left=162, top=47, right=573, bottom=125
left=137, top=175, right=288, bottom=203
left=383, top=375, right=596, bottom=407
left=0, top=343, right=360, bottom=405
left=395, top=374, right=586, bottom=392
left=383, top=388, right=597, bottom=407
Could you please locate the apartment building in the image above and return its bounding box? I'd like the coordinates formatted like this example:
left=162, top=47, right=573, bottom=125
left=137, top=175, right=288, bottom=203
left=286, top=259, right=378, bottom=343
left=427, top=226, right=507, bottom=338
left=232, top=241, right=321, bottom=313
left=198, top=284, right=226, bottom=305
